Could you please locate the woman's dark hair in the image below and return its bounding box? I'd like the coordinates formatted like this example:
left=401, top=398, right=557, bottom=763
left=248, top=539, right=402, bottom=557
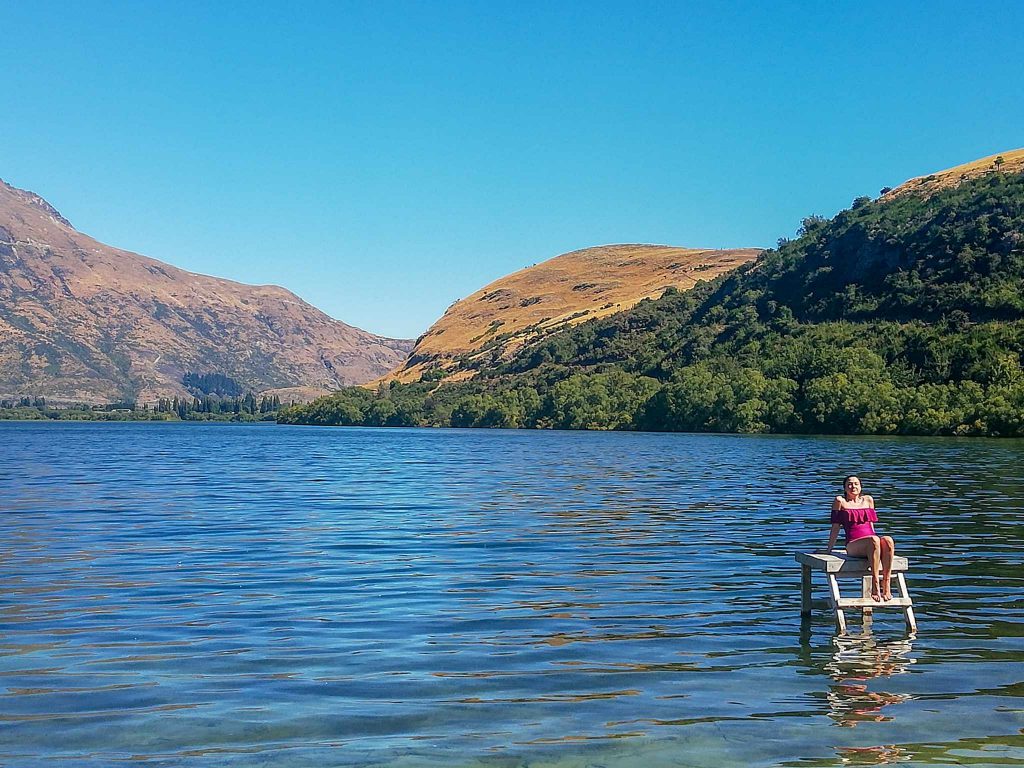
left=843, top=475, right=862, bottom=497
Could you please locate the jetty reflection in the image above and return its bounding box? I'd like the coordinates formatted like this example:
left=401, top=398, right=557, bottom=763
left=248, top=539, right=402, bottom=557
left=832, top=744, right=909, bottom=765
left=825, top=632, right=915, bottom=728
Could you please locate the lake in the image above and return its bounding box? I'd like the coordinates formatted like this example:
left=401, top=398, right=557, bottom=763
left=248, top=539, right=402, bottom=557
left=1, top=422, right=1022, bottom=767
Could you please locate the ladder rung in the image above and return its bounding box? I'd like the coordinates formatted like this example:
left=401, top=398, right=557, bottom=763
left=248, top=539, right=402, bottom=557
left=837, top=597, right=912, bottom=608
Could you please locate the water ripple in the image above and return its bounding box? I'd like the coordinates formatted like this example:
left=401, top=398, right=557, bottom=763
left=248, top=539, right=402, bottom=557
left=1, top=423, right=1022, bottom=767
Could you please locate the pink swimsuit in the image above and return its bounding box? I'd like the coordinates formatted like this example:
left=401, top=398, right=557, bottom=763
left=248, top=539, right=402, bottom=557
left=831, top=506, right=878, bottom=543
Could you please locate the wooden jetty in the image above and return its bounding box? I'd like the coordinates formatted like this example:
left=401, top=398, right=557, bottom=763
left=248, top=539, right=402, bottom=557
left=796, top=551, right=917, bottom=633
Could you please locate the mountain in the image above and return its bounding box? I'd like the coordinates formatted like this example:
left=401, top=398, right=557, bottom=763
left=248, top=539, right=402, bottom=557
left=281, top=149, right=1024, bottom=436
left=385, top=244, right=761, bottom=383
left=0, top=178, right=413, bottom=404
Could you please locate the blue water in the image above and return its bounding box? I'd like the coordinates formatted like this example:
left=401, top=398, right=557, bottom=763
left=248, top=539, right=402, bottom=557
left=1, top=422, right=1022, bottom=767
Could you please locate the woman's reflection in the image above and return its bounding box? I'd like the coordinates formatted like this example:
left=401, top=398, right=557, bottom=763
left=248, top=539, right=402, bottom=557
left=825, top=632, right=915, bottom=728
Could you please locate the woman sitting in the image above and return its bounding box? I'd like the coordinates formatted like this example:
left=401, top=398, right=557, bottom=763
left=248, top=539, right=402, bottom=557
left=824, top=475, right=896, bottom=602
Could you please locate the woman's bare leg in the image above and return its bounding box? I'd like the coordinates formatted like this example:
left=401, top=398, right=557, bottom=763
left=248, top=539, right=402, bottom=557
left=880, top=537, right=895, bottom=600
left=847, top=536, right=882, bottom=601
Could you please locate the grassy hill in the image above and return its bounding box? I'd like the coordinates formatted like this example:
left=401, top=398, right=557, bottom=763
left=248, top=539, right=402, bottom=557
left=382, top=244, right=759, bottom=384
left=281, top=152, right=1024, bottom=436
left=885, top=148, right=1024, bottom=199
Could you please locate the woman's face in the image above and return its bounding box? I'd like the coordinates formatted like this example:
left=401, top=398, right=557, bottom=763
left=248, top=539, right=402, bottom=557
left=844, top=476, right=862, bottom=499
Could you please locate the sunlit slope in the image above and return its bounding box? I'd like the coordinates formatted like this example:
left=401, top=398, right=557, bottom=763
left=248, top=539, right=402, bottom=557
left=494, top=149, right=1024, bottom=381
left=386, top=244, right=761, bottom=383
left=887, top=148, right=1024, bottom=198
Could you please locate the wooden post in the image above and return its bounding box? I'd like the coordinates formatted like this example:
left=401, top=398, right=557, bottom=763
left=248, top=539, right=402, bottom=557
left=801, top=564, right=812, bottom=616
left=827, top=574, right=847, bottom=634
left=861, top=575, right=874, bottom=617
left=897, top=572, right=917, bottom=632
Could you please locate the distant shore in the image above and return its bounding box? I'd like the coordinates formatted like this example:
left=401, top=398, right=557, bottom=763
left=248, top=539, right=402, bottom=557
left=0, top=405, right=276, bottom=423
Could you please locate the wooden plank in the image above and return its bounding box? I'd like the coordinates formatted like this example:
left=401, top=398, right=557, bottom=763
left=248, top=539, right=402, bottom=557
left=861, top=575, right=873, bottom=616
left=897, top=572, right=918, bottom=632
left=795, top=551, right=908, bottom=574
left=837, top=596, right=913, bottom=608
left=827, top=574, right=847, bottom=633
left=904, top=605, right=918, bottom=633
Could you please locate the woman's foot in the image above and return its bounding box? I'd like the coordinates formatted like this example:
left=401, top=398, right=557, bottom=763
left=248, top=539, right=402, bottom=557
left=882, top=579, right=893, bottom=601
left=871, top=582, right=882, bottom=602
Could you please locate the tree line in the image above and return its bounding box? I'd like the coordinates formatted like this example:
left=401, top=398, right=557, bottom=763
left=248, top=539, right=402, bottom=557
left=182, top=371, right=245, bottom=397
left=286, top=169, right=1024, bottom=436
left=2, top=393, right=286, bottom=422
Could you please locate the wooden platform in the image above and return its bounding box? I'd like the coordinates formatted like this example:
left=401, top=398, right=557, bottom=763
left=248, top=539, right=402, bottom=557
left=796, top=551, right=916, bottom=633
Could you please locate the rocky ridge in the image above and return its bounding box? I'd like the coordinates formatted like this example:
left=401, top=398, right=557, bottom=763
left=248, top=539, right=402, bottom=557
left=0, top=178, right=412, bottom=403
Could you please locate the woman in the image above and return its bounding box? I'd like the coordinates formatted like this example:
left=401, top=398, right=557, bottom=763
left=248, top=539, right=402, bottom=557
left=824, top=476, right=896, bottom=602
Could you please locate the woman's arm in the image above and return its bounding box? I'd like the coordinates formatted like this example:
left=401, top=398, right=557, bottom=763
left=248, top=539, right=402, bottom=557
left=822, top=496, right=843, bottom=552
left=823, top=523, right=841, bottom=553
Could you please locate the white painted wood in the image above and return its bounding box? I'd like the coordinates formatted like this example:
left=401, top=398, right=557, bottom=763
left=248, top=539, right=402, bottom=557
left=796, top=551, right=917, bottom=633
left=795, top=552, right=908, bottom=573
left=827, top=573, right=847, bottom=633
left=897, top=572, right=918, bottom=632
left=837, top=596, right=913, bottom=608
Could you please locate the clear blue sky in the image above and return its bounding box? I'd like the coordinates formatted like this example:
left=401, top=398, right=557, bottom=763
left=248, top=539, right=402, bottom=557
left=1, top=1, right=1022, bottom=339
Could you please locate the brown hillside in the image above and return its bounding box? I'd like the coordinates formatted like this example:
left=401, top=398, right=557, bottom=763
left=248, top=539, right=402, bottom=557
left=886, top=148, right=1024, bottom=198
left=385, top=244, right=761, bottom=383
left=0, top=178, right=413, bottom=404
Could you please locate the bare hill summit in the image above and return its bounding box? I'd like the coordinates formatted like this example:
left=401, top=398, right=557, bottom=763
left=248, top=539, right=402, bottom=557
left=886, top=148, right=1024, bottom=198
left=384, top=244, right=761, bottom=383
